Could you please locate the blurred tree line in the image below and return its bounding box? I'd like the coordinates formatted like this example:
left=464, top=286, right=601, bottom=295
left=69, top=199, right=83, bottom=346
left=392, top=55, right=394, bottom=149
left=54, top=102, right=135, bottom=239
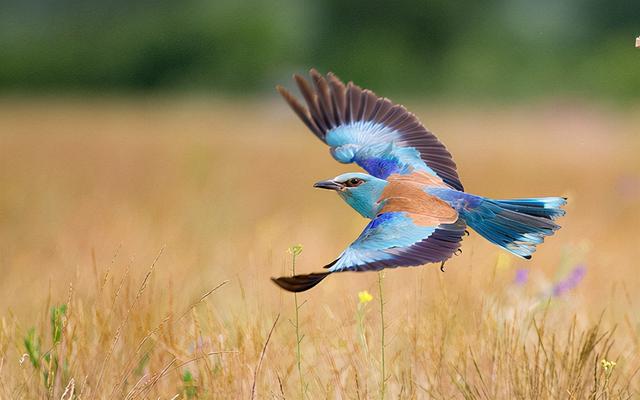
left=0, top=0, right=638, bottom=99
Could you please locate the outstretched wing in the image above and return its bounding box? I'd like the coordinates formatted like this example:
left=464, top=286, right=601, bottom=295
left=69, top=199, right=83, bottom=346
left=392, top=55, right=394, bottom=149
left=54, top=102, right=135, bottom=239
left=328, top=210, right=465, bottom=273
left=277, top=69, right=463, bottom=191
left=272, top=206, right=466, bottom=293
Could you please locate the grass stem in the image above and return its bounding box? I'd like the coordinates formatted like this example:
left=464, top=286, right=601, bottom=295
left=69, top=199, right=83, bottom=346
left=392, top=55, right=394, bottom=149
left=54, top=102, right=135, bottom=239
left=378, top=271, right=386, bottom=400
left=290, top=245, right=305, bottom=399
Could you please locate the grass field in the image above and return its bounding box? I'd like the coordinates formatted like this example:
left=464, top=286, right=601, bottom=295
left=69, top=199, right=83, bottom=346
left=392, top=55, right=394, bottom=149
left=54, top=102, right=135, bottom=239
left=0, top=98, right=639, bottom=398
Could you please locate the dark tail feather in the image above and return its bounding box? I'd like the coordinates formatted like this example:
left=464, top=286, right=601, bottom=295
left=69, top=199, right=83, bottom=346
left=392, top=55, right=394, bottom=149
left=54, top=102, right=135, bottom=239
left=462, top=196, right=566, bottom=259
left=271, top=272, right=332, bottom=292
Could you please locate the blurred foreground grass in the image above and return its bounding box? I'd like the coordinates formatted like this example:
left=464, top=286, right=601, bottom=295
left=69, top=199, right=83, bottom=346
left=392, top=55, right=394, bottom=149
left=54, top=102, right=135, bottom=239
left=0, top=98, right=639, bottom=398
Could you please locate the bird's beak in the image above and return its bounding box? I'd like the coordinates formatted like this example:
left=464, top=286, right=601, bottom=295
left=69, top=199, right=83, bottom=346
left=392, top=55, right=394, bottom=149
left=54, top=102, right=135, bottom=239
left=313, top=179, right=343, bottom=191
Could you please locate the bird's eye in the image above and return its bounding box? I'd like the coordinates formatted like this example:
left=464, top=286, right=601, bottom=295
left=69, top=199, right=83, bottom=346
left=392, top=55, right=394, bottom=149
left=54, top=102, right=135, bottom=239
left=345, top=178, right=363, bottom=187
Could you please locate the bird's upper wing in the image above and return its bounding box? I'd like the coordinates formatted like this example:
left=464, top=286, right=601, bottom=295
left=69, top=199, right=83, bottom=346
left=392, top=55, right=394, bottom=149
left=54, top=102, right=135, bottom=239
left=277, top=69, right=463, bottom=191
left=328, top=185, right=465, bottom=272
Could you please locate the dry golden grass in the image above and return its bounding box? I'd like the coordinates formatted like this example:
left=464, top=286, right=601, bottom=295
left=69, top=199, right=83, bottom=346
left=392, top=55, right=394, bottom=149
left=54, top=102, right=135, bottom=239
left=0, top=98, right=639, bottom=398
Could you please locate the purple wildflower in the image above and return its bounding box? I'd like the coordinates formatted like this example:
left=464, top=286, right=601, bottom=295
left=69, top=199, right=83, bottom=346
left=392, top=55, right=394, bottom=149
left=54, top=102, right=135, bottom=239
left=552, top=265, right=586, bottom=296
left=513, top=268, right=529, bottom=285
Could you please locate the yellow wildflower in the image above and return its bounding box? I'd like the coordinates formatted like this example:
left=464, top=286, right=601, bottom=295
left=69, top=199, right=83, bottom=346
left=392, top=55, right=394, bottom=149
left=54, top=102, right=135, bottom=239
left=601, top=359, right=616, bottom=373
left=358, top=290, right=373, bottom=304
left=287, top=244, right=303, bottom=256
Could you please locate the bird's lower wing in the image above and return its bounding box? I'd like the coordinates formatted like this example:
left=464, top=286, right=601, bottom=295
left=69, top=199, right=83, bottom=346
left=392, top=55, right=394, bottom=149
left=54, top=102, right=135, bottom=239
left=328, top=211, right=466, bottom=272
left=271, top=212, right=466, bottom=292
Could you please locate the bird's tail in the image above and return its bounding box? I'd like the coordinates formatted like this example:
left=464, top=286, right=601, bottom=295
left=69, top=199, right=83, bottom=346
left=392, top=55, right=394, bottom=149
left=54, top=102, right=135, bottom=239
left=271, top=272, right=332, bottom=292
left=462, top=196, right=567, bottom=259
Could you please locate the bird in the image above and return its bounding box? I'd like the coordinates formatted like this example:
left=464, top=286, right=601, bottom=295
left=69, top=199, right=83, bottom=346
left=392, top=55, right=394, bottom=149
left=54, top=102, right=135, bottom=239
left=271, top=69, right=566, bottom=292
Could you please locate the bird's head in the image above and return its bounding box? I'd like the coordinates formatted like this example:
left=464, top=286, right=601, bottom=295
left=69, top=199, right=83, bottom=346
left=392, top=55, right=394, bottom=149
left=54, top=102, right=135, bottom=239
left=314, top=172, right=388, bottom=219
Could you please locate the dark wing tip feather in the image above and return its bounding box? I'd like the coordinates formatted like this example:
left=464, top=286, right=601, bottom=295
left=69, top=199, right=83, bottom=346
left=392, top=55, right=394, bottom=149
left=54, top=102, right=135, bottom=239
left=277, top=84, right=324, bottom=140
left=310, top=70, right=337, bottom=129
left=271, top=272, right=331, bottom=292
left=294, top=74, right=329, bottom=133
left=309, top=68, right=322, bottom=80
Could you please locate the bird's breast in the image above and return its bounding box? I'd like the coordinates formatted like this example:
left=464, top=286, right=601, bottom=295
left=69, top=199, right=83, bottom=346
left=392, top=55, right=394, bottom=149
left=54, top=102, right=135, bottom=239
left=379, top=172, right=458, bottom=226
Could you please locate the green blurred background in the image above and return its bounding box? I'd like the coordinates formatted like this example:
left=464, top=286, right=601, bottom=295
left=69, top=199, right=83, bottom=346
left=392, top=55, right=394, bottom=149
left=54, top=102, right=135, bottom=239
left=1, top=0, right=638, bottom=100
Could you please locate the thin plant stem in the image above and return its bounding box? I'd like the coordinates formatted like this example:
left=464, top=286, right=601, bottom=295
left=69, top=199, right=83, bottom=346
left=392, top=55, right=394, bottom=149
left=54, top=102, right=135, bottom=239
left=251, top=314, right=280, bottom=400
left=356, top=303, right=369, bottom=358
left=291, top=247, right=305, bottom=399
left=378, top=271, right=386, bottom=400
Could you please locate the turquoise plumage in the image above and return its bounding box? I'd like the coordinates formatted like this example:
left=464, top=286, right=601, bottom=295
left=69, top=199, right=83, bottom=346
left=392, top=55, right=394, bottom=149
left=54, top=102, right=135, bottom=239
left=272, top=70, right=566, bottom=292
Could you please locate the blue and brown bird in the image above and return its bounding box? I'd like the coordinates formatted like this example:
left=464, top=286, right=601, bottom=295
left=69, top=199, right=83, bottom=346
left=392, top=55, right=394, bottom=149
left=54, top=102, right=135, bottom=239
left=272, top=70, right=566, bottom=292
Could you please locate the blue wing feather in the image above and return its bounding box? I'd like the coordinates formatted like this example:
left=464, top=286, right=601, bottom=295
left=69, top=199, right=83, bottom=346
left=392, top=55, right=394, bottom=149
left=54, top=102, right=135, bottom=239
left=328, top=212, right=465, bottom=272
left=327, top=122, right=438, bottom=179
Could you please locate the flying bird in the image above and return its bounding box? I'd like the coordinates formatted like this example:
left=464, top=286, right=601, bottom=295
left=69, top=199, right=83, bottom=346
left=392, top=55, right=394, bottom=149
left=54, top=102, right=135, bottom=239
left=272, top=70, right=566, bottom=292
